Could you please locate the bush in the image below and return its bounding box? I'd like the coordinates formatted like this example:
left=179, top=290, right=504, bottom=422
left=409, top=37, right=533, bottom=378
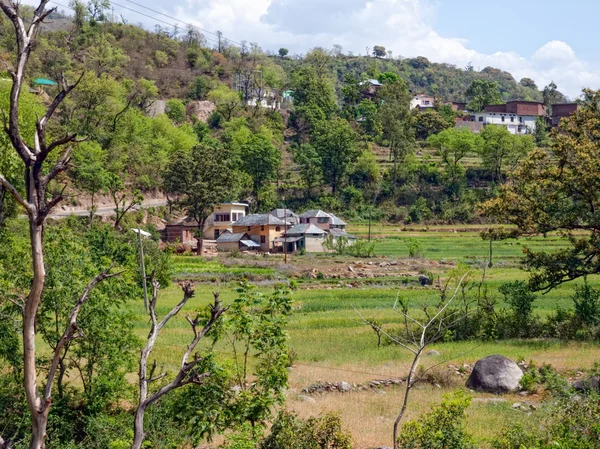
left=406, top=238, right=424, bottom=258
left=260, top=411, right=352, bottom=449
left=499, top=281, right=537, bottom=337
left=397, top=391, right=474, bottom=449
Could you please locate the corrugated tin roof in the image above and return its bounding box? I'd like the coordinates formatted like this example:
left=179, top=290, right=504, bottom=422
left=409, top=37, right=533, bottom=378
left=287, top=223, right=327, bottom=235
left=216, top=232, right=247, bottom=243
left=329, top=214, right=347, bottom=226
left=233, top=214, right=287, bottom=227
left=240, top=239, right=260, bottom=247
left=329, top=228, right=356, bottom=239
left=298, top=209, right=331, bottom=219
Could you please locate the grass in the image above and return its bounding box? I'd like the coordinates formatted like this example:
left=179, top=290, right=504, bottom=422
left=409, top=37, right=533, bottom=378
left=124, top=226, right=600, bottom=448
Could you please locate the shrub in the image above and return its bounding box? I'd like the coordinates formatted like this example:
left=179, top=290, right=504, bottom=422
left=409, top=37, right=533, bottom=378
left=491, top=423, right=540, bottom=449
left=397, top=391, right=474, bottom=449
left=260, top=411, right=352, bottom=449
left=573, top=280, right=600, bottom=328
left=499, top=281, right=537, bottom=337
left=406, top=238, right=424, bottom=258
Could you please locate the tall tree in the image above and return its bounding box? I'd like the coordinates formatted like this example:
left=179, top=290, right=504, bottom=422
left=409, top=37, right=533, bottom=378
left=311, top=117, right=359, bottom=195
left=0, top=3, right=104, bottom=447
left=164, top=138, right=236, bottom=255
left=480, top=125, right=534, bottom=183
left=240, top=132, right=281, bottom=211
left=542, top=81, right=566, bottom=116
left=484, top=90, right=600, bottom=292
left=377, top=79, right=414, bottom=192
left=465, top=79, right=501, bottom=112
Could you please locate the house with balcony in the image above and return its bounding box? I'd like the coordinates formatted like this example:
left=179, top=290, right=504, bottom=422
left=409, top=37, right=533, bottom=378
left=410, top=94, right=435, bottom=110
left=163, top=202, right=248, bottom=245
left=472, top=101, right=545, bottom=135
left=230, top=214, right=289, bottom=252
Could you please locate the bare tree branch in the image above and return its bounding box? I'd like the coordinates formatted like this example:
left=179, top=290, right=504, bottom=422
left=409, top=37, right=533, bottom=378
left=0, top=173, right=32, bottom=213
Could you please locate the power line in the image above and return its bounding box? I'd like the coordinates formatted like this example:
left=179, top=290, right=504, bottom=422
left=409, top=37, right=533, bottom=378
left=121, top=0, right=244, bottom=47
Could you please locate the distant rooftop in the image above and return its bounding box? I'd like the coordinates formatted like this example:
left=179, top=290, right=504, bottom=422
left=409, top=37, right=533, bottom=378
left=233, top=214, right=287, bottom=227
left=287, top=223, right=327, bottom=235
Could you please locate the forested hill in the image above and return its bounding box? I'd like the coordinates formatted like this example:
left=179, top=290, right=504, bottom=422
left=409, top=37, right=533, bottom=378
left=30, top=9, right=553, bottom=103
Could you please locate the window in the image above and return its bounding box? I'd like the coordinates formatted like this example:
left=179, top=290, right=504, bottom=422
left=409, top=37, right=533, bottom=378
left=276, top=226, right=281, bottom=232
left=248, top=226, right=251, bottom=231
left=261, top=225, right=265, bottom=231
left=501, top=116, right=505, bottom=122
left=215, top=214, right=231, bottom=222
left=519, top=117, right=523, bottom=123
left=231, top=213, right=237, bottom=221
left=318, top=217, right=327, bottom=223
left=423, top=100, right=430, bottom=105
left=510, top=116, right=514, bottom=122
left=214, top=229, right=220, bottom=239
left=478, top=116, right=483, bottom=122
left=260, top=235, right=266, bottom=243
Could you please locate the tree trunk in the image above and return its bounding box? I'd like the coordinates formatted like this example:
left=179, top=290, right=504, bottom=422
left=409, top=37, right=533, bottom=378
left=25, top=223, right=48, bottom=449
left=196, top=220, right=205, bottom=256
left=131, top=406, right=147, bottom=449
left=393, top=348, right=422, bottom=449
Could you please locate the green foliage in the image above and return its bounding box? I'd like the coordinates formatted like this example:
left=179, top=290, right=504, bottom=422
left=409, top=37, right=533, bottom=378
left=414, top=109, right=453, bottom=140
left=406, top=238, right=425, bottom=258
left=499, top=281, right=537, bottom=337
left=260, top=411, right=352, bottom=449
left=165, top=99, right=186, bottom=124
left=311, top=117, right=360, bottom=194
left=466, top=79, right=502, bottom=112
left=397, top=391, right=474, bottom=449
left=480, top=125, right=535, bottom=183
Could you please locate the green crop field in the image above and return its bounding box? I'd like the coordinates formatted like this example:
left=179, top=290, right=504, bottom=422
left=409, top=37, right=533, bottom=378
left=127, top=226, right=600, bottom=448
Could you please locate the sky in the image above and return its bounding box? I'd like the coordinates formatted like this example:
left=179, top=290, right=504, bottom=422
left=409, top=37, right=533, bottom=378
left=42, top=0, right=600, bottom=98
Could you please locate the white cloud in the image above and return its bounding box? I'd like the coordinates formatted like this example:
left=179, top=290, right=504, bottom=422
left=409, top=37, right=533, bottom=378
left=25, top=0, right=600, bottom=97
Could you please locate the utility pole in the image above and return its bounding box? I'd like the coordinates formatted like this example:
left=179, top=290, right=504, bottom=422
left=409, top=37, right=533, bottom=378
left=284, top=212, right=288, bottom=264
left=217, top=31, right=223, bottom=53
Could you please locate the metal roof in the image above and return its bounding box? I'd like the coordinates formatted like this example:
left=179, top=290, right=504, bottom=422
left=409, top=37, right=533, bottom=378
left=287, top=223, right=327, bottom=235
left=329, top=228, right=356, bottom=239
left=216, top=232, right=247, bottom=243
left=240, top=239, right=260, bottom=248
left=233, top=214, right=287, bottom=227
left=274, top=236, right=303, bottom=243
left=270, top=208, right=299, bottom=219
left=328, top=214, right=347, bottom=226
left=298, top=209, right=331, bottom=219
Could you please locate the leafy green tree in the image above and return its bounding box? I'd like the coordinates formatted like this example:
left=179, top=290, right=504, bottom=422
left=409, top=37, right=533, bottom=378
left=165, top=99, right=187, bottom=124
left=164, top=138, right=236, bottom=254
left=542, top=81, right=566, bottom=115
left=289, top=66, right=337, bottom=117
left=465, top=79, right=501, bottom=112
left=278, top=47, right=289, bottom=58
left=534, top=116, right=549, bottom=147
left=480, top=125, right=534, bottom=183
left=378, top=71, right=400, bottom=84
left=414, top=109, right=453, bottom=140
left=293, top=143, right=322, bottom=197
left=484, top=90, right=600, bottom=291
left=372, top=45, right=386, bottom=58
left=311, top=117, right=360, bottom=194
left=207, top=85, right=242, bottom=120
left=69, top=142, right=109, bottom=224
left=377, top=79, right=414, bottom=192
left=357, top=99, right=382, bottom=137
left=240, top=133, right=281, bottom=211
left=106, top=173, right=144, bottom=230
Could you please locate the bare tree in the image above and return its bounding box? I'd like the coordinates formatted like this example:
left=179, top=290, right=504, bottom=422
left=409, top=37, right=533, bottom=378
left=132, top=279, right=228, bottom=449
left=0, top=2, right=94, bottom=447
left=356, top=274, right=468, bottom=449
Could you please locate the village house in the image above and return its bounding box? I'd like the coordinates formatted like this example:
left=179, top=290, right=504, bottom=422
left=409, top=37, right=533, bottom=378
left=215, top=231, right=261, bottom=251
left=162, top=202, right=248, bottom=245
left=269, top=208, right=300, bottom=225
left=274, top=223, right=328, bottom=253
left=410, top=94, right=435, bottom=110
left=359, top=79, right=382, bottom=99
left=472, top=101, right=545, bottom=135
left=229, top=214, right=289, bottom=252
left=298, top=210, right=347, bottom=231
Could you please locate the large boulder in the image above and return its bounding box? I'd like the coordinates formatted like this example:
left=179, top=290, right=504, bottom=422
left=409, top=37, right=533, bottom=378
left=574, top=376, right=600, bottom=392
left=466, top=355, right=523, bottom=394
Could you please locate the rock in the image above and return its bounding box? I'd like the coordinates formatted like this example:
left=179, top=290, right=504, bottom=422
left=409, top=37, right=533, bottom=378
left=472, top=397, right=507, bottom=404
left=426, top=350, right=441, bottom=356
left=573, top=376, right=600, bottom=392
left=297, top=395, right=316, bottom=403
left=338, top=382, right=352, bottom=392
left=418, top=274, right=432, bottom=286
left=347, top=265, right=355, bottom=273
left=466, top=355, right=523, bottom=394
left=512, top=402, right=522, bottom=409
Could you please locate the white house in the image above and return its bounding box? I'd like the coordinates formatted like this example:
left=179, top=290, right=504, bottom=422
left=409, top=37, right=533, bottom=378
left=410, top=94, right=435, bottom=110
left=472, top=101, right=545, bottom=135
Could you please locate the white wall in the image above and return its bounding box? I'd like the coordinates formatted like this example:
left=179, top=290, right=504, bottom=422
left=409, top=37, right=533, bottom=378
left=472, top=112, right=537, bottom=134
